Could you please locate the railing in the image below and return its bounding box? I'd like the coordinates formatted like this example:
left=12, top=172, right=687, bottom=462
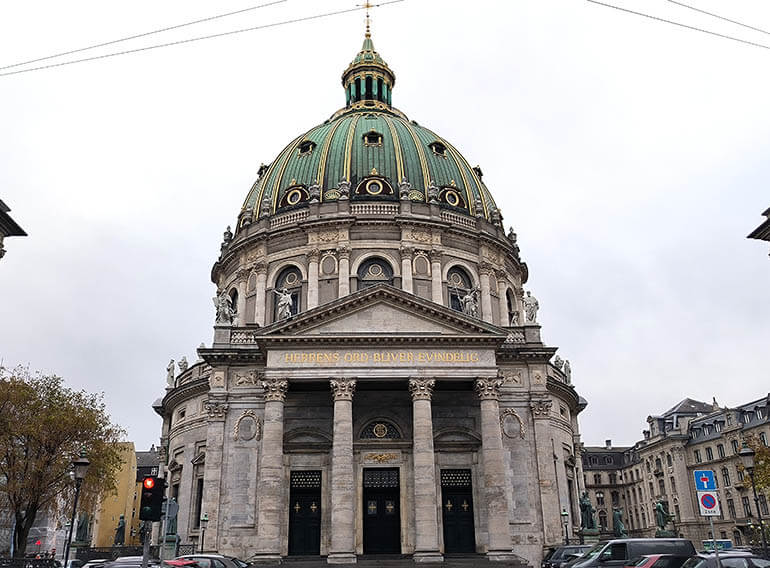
left=503, top=328, right=525, bottom=344
left=175, top=545, right=196, bottom=557
left=350, top=203, right=399, bottom=215
left=441, top=210, right=476, bottom=229
left=230, top=330, right=257, bottom=345
left=270, top=210, right=308, bottom=228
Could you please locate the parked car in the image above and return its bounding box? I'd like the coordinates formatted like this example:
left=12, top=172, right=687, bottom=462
left=570, top=539, right=696, bottom=568
left=102, top=556, right=160, bottom=568
left=544, top=545, right=594, bottom=568
left=626, top=554, right=693, bottom=568
left=81, top=559, right=110, bottom=568
left=173, top=554, right=248, bottom=568
left=681, top=553, right=770, bottom=568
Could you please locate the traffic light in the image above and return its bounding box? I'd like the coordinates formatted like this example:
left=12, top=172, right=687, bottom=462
left=139, top=476, right=166, bottom=521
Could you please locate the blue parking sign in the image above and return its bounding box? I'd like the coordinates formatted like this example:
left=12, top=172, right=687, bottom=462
left=694, top=470, right=716, bottom=490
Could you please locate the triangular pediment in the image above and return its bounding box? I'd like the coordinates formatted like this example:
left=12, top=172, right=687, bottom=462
left=257, top=284, right=505, bottom=339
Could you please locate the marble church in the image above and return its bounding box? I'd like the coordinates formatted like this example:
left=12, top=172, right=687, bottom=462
left=155, top=25, right=587, bottom=566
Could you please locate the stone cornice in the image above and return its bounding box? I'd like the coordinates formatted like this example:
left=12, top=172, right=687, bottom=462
left=161, top=377, right=210, bottom=415
left=546, top=377, right=581, bottom=412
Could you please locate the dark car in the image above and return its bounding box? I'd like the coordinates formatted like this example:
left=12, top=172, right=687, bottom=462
left=681, top=553, right=770, bottom=568
left=571, top=539, right=697, bottom=568
left=626, top=554, right=693, bottom=568
left=544, top=545, right=594, bottom=568
left=102, top=556, right=160, bottom=568
left=173, top=555, right=248, bottom=568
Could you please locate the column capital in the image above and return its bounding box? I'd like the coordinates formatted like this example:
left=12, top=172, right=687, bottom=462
left=261, top=378, right=288, bottom=402
left=475, top=377, right=502, bottom=400
left=253, top=260, right=268, bottom=275
left=429, top=248, right=443, bottom=262
left=330, top=378, right=357, bottom=401
left=306, top=248, right=320, bottom=262
left=530, top=399, right=553, bottom=418
left=204, top=399, right=229, bottom=420
left=408, top=378, right=435, bottom=401
left=479, top=261, right=494, bottom=276
left=235, top=267, right=250, bottom=280
left=337, top=245, right=351, bottom=259
left=400, top=245, right=414, bottom=259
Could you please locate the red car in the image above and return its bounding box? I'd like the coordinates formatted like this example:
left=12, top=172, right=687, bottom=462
left=627, top=554, right=693, bottom=568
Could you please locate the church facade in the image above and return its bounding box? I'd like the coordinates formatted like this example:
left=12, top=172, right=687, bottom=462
left=155, top=29, right=586, bottom=565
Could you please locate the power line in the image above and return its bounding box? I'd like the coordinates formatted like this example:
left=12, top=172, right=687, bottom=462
left=0, top=1, right=405, bottom=78
left=667, top=0, right=770, bottom=37
left=585, top=0, right=770, bottom=51
left=0, top=0, right=287, bottom=72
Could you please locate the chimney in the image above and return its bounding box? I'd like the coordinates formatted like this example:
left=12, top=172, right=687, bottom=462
left=605, top=439, right=612, bottom=450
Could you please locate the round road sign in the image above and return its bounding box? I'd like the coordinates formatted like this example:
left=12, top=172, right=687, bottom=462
left=700, top=493, right=717, bottom=509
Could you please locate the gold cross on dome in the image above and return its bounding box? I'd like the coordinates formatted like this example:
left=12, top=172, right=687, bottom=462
left=357, top=1, right=374, bottom=37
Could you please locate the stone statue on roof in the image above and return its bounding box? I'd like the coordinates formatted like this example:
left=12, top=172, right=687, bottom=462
left=166, top=359, right=175, bottom=388
left=178, top=357, right=189, bottom=373
left=523, top=291, right=539, bottom=323
left=214, top=290, right=235, bottom=325
left=274, top=288, right=293, bottom=320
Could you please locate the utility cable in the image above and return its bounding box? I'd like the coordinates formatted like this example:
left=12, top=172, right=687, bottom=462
left=0, top=0, right=287, bottom=71
left=585, top=0, right=770, bottom=51
left=0, top=0, right=405, bottom=78
left=667, top=0, right=770, bottom=37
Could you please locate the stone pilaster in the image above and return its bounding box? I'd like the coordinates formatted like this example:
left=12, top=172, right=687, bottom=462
left=408, top=379, right=443, bottom=562
left=236, top=268, right=249, bottom=325
left=329, top=378, right=357, bottom=564
left=479, top=263, right=494, bottom=324
left=200, top=399, right=228, bottom=552
left=401, top=246, right=414, bottom=294
left=475, top=378, right=514, bottom=560
left=430, top=249, right=443, bottom=304
left=254, top=262, right=268, bottom=326
left=307, top=248, right=320, bottom=309
left=531, top=397, right=561, bottom=546
left=338, top=246, right=350, bottom=297
left=254, top=378, right=288, bottom=561
left=496, top=270, right=509, bottom=326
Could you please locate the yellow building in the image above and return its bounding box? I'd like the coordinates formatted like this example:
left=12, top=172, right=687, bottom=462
left=91, top=442, right=137, bottom=547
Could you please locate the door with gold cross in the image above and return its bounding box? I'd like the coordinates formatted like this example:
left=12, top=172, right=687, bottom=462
left=288, top=471, right=322, bottom=555
left=362, top=468, right=401, bottom=554
left=440, top=469, right=475, bottom=553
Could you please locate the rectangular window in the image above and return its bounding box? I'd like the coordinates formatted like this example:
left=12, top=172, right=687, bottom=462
left=760, top=495, right=769, bottom=517
left=722, top=468, right=731, bottom=487
left=738, top=469, right=745, bottom=482
left=732, top=439, right=740, bottom=454
left=609, top=473, right=617, bottom=484
left=742, top=496, right=752, bottom=517
left=727, top=499, right=736, bottom=519
left=594, top=473, right=602, bottom=484
left=658, top=479, right=665, bottom=496
left=193, top=477, right=204, bottom=528
left=694, top=450, right=702, bottom=463
left=717, top=444, right=725, bottom=458
left=670, top=476, right=676, bottom=493
left=706, top=447, right=713, bottom=460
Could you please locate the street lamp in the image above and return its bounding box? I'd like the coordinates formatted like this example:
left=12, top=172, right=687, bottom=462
left=561, top=508, right=570, bottom=545
left=199, top=513, right=208, bottom=553
left=63, top=450, right=90, bottom=568
left=739, top=443, right=768, bottom=559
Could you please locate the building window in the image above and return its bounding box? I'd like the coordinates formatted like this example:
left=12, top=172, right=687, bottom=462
left=732, top=439, right=740, bottom=454
left=360, top=420, right=401, bottom=439
left=598, top=510, right=608, bottom=530
left=717, top=444, right=725, bottom=458
left=273, top=266, right=302, bottom=320
left=594, top=473, right=602, bottom=485
left=666, top=453, right=672, bottom=467
left=591, top=456, right=599, bottom=465
left=611, top=491, right=619, bottom=506
left=646, top=461, right=651, bottom=473
left=738, top=469, right=745, bottom=482
left=757, top=409, right=764, bottom=420
left=357, top=257, right=394, bottom=289
left=658, top=479, right=665, bottom=496
left=363, top=130, right=383, bottom=146
left=734, top=531, right=743, bottom=546
left=506, top=289, right=517, bottom=326
left=694, top=450, right=702, bottom=463
left=649, top=482, right=654, bottom=497
left=609, top=473, right=617, bottom=484
left=674, top=503, right=680, bottom=521
left=655, top=458, right=662, bottom=472
left=715, top=423, right=721, bottom=432
left=760, top=432, right=768, bottom=447
left=727, top=499, right=736, bottom=519
left=298, top=140, right=316, bottom=155
left=670, top=477, right=676, bottom=493
left=722, top=467, right=731, bottom=487
left=742, top=496, right=752, bottom=517
left=706, top=447, right=714, bottom=461
left=447, top=266, right=474, bottom=312
left=760, top=494, right=769, bottom=516
left=597, top=492, right=605, bottom=506
left=605, top=456, right=613, bottom=465
left=429, top=141, right=447, bottom=157
left=193, top=477, right=204, bottom=528
left=641, top=510, right=647, bottom=528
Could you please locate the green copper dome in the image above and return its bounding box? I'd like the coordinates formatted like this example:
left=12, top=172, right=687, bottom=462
left=240, top=33, right=500, bottom=223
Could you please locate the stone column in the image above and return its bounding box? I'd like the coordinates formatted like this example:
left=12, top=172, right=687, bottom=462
left=200, top=399, right=228, bottom=552
left=307, top=248, right=320, bottom=309
left=475, top=378, right=514, bottom=560
left=254, top=262, right=268, bottom=326
left=531, top=398, right=561, bottom=546
left=338, top=246, right=350, bottom=297
left=496, top=270, right=510, bottom=326
left=329, top=378, right=357, bottom=564
left=479, top=263, right=494, bottom=324
left=401, top=246, right=414, bottom=294
left=430, top=249, right=443, bottom=304
left=408, top=379, right=443, bottom=562
left=254, top=378, right=289, bottom=561
left=236, top=269, right=248, bottom=325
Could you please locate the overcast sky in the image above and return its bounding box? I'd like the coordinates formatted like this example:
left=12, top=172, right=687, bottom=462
left=1, top=0, right=768, bottom=452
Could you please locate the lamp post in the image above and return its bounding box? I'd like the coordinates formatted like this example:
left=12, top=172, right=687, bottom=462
left=739, top=444, right=768, bottom=559
left=199, top=513, right=208, bottom=553
left=561, top=508, right=570, bottom=545
left=63, top=450, right=90, bottom=568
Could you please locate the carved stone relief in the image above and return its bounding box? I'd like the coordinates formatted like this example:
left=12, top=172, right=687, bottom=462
left=500, top=408, right=526, bottom=439
left=233, top=410, right=261, bottom=441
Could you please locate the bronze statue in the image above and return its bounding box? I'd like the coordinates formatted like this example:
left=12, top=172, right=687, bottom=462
left=655, top=501, right=675, bottom=531
left=113, top=514, right=126, bottom=546
left=579, top=491, right=596, bottom=529
left=613, top=507, right=627, bottom=537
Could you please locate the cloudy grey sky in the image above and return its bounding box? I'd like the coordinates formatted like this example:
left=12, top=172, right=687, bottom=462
left=1, top=0, right=768, bottom=452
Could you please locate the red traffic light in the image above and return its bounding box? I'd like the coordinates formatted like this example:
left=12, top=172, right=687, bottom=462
left=143, top=477, right=155, bottom=490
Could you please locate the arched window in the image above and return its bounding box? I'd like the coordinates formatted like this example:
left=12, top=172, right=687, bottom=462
left=596, top=491, right=605, bottom=506
left=506, top=289, right=517, bottom=325
left=228, top=288, right=239, bottom=319
left=357, top=257, right=393, bottom=289
left=598, top=510, right=608, bottom=530
left=360, top=420, right=401, bottom=439
left=274, top=266, right=302, bottom=320
left=447, top=266, right=473, bottom=312
left=666, top=453, right=672, bottom=467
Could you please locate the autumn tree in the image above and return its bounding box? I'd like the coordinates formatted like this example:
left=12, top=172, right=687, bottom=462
left=0, top=366, right=125, bottom=557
